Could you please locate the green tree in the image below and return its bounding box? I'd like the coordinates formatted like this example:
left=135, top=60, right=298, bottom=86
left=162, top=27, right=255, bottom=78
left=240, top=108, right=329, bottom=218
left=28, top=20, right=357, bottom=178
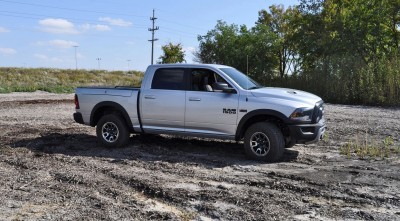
left=195, top=1, right=400, bottom=106
left=158, top=43, right=186, bottom=64
left=195, top=20, right=278, bottom=84
left=195, top=20, right=240, bottom=65
left=257, top=5, right=301, bottom=78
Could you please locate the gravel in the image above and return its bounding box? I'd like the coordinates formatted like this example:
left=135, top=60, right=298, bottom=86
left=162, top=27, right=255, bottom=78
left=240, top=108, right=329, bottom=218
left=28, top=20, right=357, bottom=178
left=0, top=91, right=399, bottom=220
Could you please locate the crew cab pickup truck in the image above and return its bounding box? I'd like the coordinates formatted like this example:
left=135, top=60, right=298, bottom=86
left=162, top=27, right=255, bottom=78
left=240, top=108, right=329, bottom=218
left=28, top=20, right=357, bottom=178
left=73, top=64, right=325, bottom=162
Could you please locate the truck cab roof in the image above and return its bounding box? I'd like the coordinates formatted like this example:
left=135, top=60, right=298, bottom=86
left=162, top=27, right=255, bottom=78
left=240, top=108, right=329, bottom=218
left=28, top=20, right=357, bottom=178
left=148, top=63, right=232, bottom=69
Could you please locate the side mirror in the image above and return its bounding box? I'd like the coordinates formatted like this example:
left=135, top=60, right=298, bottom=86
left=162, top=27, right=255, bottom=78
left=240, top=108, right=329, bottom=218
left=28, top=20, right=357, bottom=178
left=213, top=82, right=236, bottom=93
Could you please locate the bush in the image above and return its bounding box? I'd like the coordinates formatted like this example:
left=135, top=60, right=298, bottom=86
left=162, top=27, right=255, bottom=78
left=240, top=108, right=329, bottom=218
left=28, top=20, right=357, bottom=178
left=267, top=54, right=400, bottom=106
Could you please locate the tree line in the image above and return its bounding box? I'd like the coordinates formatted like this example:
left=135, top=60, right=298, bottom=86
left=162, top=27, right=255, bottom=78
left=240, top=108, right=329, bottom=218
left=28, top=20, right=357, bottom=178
left=159, top=0, right=400, bottom=106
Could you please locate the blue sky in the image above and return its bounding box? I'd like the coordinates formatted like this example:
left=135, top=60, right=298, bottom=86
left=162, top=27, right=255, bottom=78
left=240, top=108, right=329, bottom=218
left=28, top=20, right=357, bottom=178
left=0, top=0, right=298, bottom=71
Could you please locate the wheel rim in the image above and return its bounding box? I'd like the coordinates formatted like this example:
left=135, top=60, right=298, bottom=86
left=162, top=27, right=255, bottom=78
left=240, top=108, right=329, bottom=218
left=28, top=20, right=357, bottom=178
left=101, top=122, right=119, bottom=143
left=250, top=132, right=271, bottom=156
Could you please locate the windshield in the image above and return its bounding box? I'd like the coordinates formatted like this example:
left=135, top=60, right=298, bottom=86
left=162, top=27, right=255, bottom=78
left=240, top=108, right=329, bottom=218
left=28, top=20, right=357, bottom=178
left=219, top=68, right=262, bottom=90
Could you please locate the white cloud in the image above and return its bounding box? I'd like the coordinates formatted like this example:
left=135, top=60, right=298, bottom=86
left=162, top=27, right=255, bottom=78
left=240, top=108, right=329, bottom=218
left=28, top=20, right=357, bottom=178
left=34, top=53, right=63, bottom=62
left=81, top=23, right=111, bottom=31
left=183, top=46, right=196, bottom=54
left=0, top=47, right=17, bottom=55
left=50, top=57, right=63, bottom=62
left=80, top=24, right=91, bottom=31
left=34, top=53, right=48, bottom=60
left=49, top=40, right=78, bottom=49
left=99, top=17, right=132, bottom=27
left=0, top=27, right=10, bottom=33
left=94, top=24, right=111, bottom=31
left=38, top=18, right=79, bottom=34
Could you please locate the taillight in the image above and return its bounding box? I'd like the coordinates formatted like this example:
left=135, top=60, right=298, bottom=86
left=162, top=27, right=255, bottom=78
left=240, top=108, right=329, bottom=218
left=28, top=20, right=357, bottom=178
left=74, top=94, right=80, bottom=109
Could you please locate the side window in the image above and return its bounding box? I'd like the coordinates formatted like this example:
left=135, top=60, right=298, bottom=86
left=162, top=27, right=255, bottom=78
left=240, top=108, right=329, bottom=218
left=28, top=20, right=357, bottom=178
left=190, top=68, right=232, bottom=92
left=151, top=68, right=185, bottom=90
left=215, top=73, right=229, bottom=85
left=190, top=69, right=210, bottom=91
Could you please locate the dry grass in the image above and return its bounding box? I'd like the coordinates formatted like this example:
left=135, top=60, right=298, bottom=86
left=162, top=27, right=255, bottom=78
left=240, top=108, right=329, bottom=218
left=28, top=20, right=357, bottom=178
left=0, top=67, right=143, bottom=93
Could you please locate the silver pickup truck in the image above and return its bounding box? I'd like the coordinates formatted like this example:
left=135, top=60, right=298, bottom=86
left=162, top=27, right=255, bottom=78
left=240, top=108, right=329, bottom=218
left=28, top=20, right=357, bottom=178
left=73, top=64, right=325, bottom=162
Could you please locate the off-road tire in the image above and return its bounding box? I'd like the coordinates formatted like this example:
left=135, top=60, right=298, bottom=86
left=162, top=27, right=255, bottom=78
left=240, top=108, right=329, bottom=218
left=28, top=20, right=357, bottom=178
left=96, top=114, right=129, bottom=148
left=244, top=122, right=285, bottom=162
left=285, top=140, right=296, bottom=149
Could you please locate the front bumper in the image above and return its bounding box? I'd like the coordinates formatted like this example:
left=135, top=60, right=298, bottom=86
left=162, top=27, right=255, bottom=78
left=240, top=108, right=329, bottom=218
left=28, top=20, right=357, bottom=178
left=73, top=112, right=84, bottom=124
left=287, top=119, right=326, bottom=144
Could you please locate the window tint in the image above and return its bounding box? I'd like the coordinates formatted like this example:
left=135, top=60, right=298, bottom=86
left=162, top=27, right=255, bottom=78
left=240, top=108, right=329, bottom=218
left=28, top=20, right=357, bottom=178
left=190, top=69, right=210, bottom=91
left=215, top=73, right=229, bottom=85
left=190, top=68, right=233, bottom=92
left=151, top=68, right=185, bottom=90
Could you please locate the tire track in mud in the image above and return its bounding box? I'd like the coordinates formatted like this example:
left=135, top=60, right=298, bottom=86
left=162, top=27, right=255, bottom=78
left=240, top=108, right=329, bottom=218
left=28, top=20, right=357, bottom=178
left=8, top=134, right=398, bottom=220
left=33, top=146, right=288, bottom=220
left=6, top=132, right=400, bottom=220
left=1, top=94, right=400, bottom=220
left=36, top=150, right=197, bottom=219
left=0, top=151, right=181, bottom=220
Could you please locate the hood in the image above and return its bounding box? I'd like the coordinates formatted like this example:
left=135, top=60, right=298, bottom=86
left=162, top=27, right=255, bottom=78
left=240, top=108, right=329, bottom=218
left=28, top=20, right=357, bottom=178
left=250, top=87, right=322, bottom=106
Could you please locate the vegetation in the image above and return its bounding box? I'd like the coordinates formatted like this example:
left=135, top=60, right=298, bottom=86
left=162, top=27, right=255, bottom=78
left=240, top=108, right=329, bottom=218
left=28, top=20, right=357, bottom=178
left=0, top=67, right=143, bottom=93
left=2, top=1, right=400, bottom=106
left=196, top=0, right=400, bottom=106
left=339, top=135, right=400, bottom=160
left=158, top=42, right=186, bottom=64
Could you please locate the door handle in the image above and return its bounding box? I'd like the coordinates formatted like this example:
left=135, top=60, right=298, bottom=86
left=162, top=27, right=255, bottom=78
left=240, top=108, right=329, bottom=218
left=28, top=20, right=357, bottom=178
left=189, top=97, right=201, bottom=101
left=144, top=95, right=155, bottom=99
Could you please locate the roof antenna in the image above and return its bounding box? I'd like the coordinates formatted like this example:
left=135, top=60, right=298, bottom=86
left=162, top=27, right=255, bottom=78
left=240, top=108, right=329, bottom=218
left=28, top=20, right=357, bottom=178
left=246, top=55, right=249, bottom=102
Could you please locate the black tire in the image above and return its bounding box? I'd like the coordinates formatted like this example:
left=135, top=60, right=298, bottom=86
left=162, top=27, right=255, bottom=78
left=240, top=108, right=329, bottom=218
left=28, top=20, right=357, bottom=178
left=244, top=122, right=284, bottom=162
left=96, top=114, right=129, bottom=148
left=285, top=140, right=296, bottom=149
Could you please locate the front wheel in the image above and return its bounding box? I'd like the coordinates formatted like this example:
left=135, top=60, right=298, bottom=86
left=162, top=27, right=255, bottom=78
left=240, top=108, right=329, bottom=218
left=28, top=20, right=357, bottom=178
left=96, top=114, right=129, bottom=148
left=244, top=122, right=284, bottom=162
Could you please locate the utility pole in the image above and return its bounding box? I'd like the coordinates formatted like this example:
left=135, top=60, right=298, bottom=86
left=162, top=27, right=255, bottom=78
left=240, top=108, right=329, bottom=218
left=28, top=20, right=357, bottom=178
left=73, top=45, right=78, bottom=70
left=127, top=59, right=131, bottom=70
left=96, top=58, right=101, bottom=70
left=148, top=9, right=159, bottom=65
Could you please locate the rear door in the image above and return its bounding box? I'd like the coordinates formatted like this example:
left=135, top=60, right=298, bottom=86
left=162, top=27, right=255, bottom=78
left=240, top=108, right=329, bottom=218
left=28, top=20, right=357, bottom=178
left=185, top=68, right=239, bottom=137
left=140, top=68, right=187, bottom=132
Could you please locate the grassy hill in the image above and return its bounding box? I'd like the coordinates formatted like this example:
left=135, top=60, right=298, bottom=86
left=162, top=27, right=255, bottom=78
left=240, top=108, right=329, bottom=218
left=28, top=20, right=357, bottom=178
left=0, top=67, right=143, bottom=93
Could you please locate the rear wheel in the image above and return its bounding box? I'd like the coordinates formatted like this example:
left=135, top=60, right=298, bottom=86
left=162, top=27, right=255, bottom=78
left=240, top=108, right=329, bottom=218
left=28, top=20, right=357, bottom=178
left=96, top=114, right=129, bottom=148
left=244, top=122, right=284, bottom=162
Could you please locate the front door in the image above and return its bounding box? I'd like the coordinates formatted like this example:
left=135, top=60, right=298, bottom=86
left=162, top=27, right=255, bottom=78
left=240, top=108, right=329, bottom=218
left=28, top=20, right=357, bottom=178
left=185, top=68, right=239, bottom=137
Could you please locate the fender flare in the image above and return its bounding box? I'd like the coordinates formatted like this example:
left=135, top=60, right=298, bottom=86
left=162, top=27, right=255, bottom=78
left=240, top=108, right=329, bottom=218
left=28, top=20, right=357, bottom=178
left=235, top=109, right=290, bottom=141
left=90, top=101, right=133, bottom=129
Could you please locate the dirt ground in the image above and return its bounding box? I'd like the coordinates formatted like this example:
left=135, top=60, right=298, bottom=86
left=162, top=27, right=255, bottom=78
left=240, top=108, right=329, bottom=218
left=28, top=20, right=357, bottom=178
left=0, top=91, right=399, bottom=221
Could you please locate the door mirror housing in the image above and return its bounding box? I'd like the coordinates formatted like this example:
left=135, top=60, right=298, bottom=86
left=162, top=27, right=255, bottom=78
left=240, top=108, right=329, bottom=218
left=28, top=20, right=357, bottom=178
left=213, top=82, right=236, bottom=93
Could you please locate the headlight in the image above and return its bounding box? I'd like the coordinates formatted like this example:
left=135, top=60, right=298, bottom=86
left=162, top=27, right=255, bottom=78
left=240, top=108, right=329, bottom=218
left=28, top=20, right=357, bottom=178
left=290, top=107, right=314, bottom=122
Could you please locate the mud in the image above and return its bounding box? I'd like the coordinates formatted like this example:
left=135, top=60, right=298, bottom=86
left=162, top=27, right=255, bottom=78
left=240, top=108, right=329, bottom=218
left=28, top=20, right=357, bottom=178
left=0, top=92, right=399, bottom=220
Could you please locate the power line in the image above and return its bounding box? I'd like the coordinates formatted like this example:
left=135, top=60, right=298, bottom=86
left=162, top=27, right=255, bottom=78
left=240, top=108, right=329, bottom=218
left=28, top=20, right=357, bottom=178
left=0, top=11, right=200, bottom=36
left=0, top=24, right=143, bottom=39
left=0, top=0, right=148, bottom=18
left=0, top=1, right=211, bottom=37
left=0, top=10, right=148, bottom=29
left=148, top=9, right=159, bottom=65
left=158, top=18, right=209, bottom=32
